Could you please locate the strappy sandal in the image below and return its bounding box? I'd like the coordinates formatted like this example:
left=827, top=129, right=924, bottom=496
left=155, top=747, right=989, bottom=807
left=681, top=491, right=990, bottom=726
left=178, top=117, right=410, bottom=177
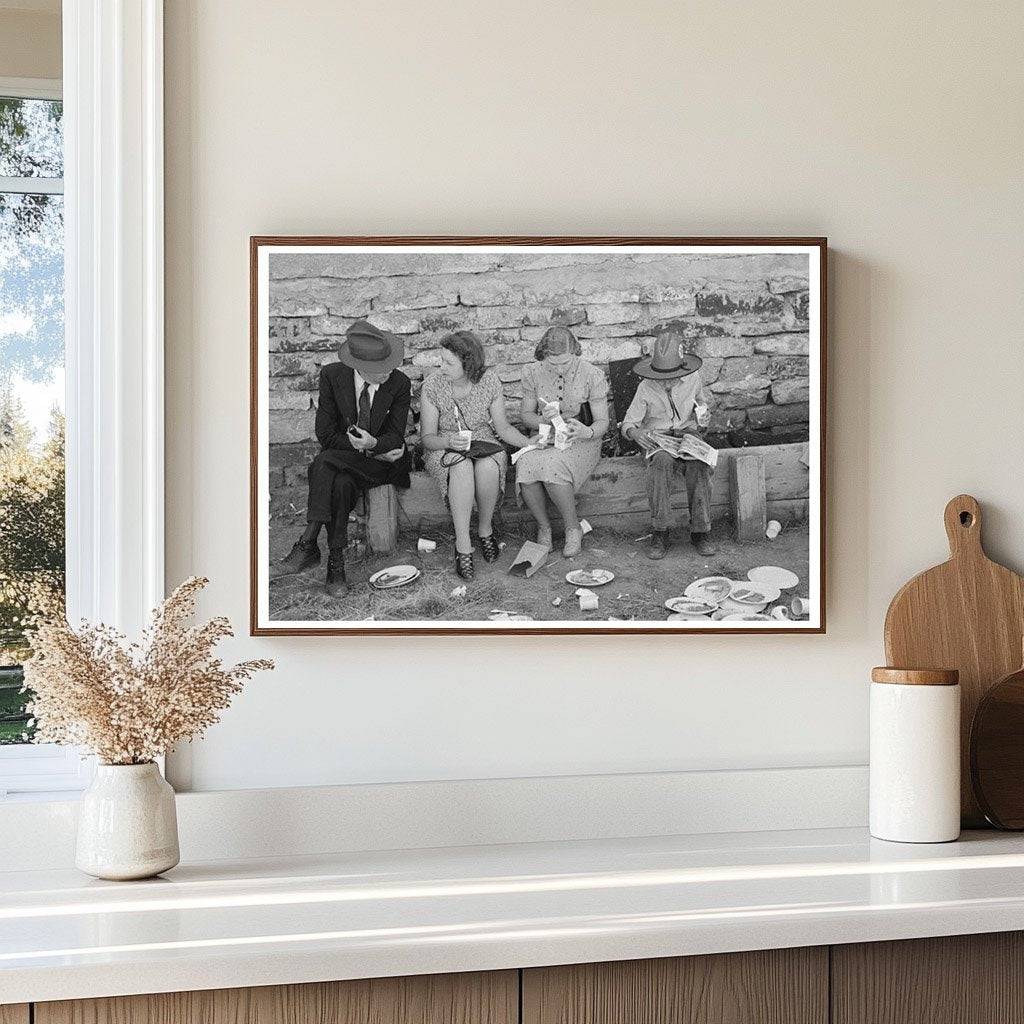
left=479, top=534, right=500, bottom=563
left=455, top=551, right=475, bottom=580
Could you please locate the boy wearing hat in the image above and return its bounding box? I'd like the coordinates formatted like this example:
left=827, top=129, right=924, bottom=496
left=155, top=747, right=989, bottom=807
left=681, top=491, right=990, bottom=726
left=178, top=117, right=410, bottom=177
left=621, top=334, right=717, bottom=560
left=278, top=319, right=412, bottom=597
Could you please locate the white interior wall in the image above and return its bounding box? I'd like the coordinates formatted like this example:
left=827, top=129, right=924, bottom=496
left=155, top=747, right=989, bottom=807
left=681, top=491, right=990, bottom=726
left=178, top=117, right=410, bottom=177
left=0, top=4, right=60, bottom=80
left=163, top=0, right=1024, bottom=791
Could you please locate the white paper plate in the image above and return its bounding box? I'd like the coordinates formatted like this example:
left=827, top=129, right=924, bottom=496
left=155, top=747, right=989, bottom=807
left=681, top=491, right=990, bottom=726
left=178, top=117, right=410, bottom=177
left=664, top=597, right=718, bottom=616
left=369, top=565, right=421, bottom=590
left=566, top=568, right=615, bottom=587
left=728, top=580, right=782, bottom=606
left=666, top=612, right=712, bottom=622
left=722, top=612, right=771, bottom=621
left=719, top=596, right=766, bottom=614
left=683, top=576, right=733, bottom=605
left=748, top=565, right=800, bottom=590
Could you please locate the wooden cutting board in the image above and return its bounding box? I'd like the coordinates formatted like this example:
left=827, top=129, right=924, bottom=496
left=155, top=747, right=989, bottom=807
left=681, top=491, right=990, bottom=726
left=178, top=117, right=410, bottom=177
left=884, top=494, right=1024, bottom=826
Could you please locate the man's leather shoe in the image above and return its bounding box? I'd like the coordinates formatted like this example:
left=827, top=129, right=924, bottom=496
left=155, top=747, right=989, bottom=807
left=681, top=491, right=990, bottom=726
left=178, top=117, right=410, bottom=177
left=647, top=530, right=668, bottom=560
left=325, top=551, right=350, bottom=598
left=279, top=537, right=321, bottom=575
left=691, top=532, right=718, bottom=557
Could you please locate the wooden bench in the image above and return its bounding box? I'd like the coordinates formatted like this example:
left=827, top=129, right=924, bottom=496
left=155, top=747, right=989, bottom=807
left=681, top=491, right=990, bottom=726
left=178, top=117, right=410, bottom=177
left=273, top=442, right=810, bottom=548
left=397, top=441, right=810, bottom=537
left=355, top=484, right=399, bottom=554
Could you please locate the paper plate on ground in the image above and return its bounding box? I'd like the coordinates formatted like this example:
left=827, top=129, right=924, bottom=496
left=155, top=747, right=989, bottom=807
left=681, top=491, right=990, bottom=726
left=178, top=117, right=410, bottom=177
left=369, top=565, right=421, bottom=590
left=683, top=576, right=733, bottom=605
left=722, top=612, right=771, bottom=621
left=664, top=597, right=718, bottom=617
left=718, top=597, right=763, bottom=615
left=728, top=580, right=782, bottom=606
left=566, top=568, right=615, bottom=587
left=666, top=612, right=712, bottom=622
left=748, top=565, right=800, bottom=590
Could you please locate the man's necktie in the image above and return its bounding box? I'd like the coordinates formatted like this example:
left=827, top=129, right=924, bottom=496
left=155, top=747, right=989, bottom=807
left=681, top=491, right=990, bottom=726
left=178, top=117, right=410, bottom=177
left=357, top=382, right=371, bottom=431
left=668, top=389, right=684, bottom=427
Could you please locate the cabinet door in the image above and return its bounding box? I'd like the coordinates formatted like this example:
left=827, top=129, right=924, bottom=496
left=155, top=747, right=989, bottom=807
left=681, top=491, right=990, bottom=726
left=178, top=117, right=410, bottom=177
left=832, top=932, right=1024, bottom=1024
left=35, top=970, right=517, bottom=1024
left=0, top=1006, right=29, bottom=1024
left=523, top=948, right=828, bottom=1024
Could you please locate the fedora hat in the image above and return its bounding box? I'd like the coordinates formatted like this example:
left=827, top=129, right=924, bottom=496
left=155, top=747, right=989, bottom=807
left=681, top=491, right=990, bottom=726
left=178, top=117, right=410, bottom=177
left=632, top=334, right=703, bottom=380
left=338, top=319, right=404, bottom=374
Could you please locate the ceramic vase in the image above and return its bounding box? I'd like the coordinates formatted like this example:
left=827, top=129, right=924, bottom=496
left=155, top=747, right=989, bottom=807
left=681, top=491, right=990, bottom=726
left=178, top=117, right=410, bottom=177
left=76, top=762, right=180, bottom=880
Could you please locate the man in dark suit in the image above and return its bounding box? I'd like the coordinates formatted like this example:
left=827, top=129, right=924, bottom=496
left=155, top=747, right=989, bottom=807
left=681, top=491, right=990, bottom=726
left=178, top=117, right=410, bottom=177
left=278, top=319, right=412, bottom=597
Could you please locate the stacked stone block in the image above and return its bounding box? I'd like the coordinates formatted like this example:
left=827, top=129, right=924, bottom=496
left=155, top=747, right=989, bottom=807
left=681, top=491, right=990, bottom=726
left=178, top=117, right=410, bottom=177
left=266, top=252, right=812, bottom=491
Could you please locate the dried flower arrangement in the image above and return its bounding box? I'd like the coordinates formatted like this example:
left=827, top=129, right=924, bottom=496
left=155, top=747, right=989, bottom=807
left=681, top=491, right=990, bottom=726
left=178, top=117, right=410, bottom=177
left=22, top=576, right=273, bottom=765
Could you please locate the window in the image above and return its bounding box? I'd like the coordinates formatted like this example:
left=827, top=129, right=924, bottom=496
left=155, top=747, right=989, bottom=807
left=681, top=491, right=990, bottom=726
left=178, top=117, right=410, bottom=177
left=0, top=6, right=166, bottom=797
left=0, top=79, right=85, bottom=797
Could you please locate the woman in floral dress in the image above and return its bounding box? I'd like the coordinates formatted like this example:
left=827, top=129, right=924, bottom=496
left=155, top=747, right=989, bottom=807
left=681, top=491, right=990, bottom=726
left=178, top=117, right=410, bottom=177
left=421, top=331, right=533, bottom=580
left=515, top=326, right=609, bottom=556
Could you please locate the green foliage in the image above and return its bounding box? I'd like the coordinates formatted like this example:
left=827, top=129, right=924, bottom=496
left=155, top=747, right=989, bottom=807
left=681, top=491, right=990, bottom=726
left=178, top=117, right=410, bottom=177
left=0, top=393, right=65, bottom=742
left=0, top=97, right=63, bottom=178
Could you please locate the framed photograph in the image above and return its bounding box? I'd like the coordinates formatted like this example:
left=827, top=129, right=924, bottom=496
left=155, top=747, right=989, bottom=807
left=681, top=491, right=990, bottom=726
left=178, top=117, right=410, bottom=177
left=251, top=237, right=826, bottom=635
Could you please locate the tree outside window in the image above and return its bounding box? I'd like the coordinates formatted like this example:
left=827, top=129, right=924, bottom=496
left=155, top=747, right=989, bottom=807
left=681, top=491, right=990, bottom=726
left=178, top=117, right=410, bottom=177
left=0, top=95, right=65, bottom=745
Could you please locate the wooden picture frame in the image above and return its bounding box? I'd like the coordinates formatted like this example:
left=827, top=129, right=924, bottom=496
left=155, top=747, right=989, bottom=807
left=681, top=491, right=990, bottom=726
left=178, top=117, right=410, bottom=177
left=251, top=237, right=827, bottom=635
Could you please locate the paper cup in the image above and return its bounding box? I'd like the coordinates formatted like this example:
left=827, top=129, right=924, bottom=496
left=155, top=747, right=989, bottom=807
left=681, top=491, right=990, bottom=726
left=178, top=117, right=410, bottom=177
left=417, top=538, right=437, bottom=553
left=766, top=520, right=782, bottom=539
left=770, top=605, right=791, bottom=620
left=790, top=596, right=811, bottom=617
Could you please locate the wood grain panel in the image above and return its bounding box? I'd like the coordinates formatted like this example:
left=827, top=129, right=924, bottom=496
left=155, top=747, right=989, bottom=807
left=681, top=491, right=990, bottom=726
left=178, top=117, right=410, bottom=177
left=883, top=494, right=1024, bottom=825
left=36, top=970, right=517, bottom=1024
left=832, top=932, right=1024, bottom=1024
left=522, top=948, right=828, bottom=1024
left=0, top=1006, right=29, bottom=1024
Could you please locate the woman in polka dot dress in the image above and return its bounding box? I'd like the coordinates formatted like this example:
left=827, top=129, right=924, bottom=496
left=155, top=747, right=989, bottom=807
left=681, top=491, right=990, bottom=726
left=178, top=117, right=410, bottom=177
left=514, top=326, right=609, bottom=556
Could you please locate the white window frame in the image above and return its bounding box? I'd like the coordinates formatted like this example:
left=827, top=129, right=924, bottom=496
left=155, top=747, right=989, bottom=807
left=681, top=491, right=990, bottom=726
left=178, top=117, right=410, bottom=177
left=0, top=0, right=165, bottom=799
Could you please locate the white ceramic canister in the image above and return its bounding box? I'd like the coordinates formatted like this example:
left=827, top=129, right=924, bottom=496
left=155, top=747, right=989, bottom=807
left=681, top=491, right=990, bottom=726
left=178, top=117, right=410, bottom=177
left=870, top=667, right=960, bottom=843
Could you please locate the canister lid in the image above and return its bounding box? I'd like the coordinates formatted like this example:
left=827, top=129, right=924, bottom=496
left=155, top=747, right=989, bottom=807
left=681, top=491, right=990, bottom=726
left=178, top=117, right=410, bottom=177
left=871, top=667, right=959, bottom=686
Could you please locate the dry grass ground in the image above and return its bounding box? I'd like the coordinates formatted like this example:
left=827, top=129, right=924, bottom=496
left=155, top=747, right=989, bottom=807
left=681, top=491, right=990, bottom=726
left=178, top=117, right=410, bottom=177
left=268, top=509, right=810, bottom=624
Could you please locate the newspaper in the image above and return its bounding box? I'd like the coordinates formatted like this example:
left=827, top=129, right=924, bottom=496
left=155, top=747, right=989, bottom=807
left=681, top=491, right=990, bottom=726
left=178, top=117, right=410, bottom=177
left=643, top=431, right=719, bottom=468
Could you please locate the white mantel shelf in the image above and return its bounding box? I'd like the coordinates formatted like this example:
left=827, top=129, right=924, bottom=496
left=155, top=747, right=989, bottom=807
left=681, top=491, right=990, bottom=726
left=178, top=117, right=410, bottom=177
left=4, top=827, right=1024, bottom=1005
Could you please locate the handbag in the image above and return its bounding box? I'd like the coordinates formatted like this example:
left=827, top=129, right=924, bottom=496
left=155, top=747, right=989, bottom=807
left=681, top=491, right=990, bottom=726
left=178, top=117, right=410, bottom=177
left=441, top=399, right=506, bottom=466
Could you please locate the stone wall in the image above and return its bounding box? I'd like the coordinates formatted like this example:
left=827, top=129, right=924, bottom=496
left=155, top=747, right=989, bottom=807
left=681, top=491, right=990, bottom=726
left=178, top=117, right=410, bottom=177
left=266, top=251, right=812, bottom=491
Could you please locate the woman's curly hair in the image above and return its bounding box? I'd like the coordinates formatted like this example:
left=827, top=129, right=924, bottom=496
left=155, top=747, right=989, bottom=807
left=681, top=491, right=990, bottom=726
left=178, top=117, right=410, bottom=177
left=534, top=325, right=582, bottom=362
left=440, top=330, right=487, bottom=384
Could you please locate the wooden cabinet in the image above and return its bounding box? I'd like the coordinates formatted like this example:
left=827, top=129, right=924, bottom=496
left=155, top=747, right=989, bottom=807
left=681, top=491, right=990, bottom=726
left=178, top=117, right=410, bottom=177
left=832, top=932, right=1024, bottom=1024
left=522, top=948, right=828, bottom=1024
left=34, top=971, right=517, bottom=1024
left=21, top=932, right=1024, bottom=1024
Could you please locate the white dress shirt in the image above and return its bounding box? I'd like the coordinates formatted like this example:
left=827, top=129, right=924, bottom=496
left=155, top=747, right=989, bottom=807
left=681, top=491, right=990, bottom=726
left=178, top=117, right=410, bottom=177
left=353, top=369, right=379, bottom=409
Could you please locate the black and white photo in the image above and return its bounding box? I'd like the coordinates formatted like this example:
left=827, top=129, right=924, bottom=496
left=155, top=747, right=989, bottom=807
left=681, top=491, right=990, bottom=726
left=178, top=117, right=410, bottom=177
left=251, top=238, right=825, bottom=634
